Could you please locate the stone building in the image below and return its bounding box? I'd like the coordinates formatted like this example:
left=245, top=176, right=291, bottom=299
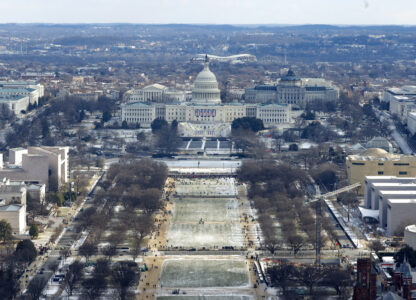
left=244, top=69, right=339, bottom=106
left=121, top=58, right=292, bottom=136
left=0, top=146, right=69, bottom=191
left=346, top=148, right=416, bottom=194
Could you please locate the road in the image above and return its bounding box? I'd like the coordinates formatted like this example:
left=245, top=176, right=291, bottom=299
left=375, top=108, right=413, bottom=154
left=21, top=173, right=103, bottom=297
left=21, top=198, right=95, bottom=295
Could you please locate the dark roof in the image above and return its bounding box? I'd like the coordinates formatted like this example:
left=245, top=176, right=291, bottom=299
left=281, top=69, right=300, bottom=81
left=254, top=85, right=277, bottom=91
left=305, top=86, right=327, bottom=91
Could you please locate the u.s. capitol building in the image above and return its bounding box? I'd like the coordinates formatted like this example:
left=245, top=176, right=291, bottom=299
left=121, top=59, right=291, bottom=137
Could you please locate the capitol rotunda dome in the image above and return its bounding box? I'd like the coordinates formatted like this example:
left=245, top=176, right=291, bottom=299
left=192, top=56, right=221, bottom=105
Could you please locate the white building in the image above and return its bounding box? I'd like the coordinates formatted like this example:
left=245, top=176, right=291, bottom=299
left=244, top=70, right=339, bottom=106
left=382, top=86, right=416, bottom=103
left=0, top=95, right=30, bottom=115
left=383, top=86, right=416, bottom=124
left=0, top=180, right=27, bottom=206
left=407, top=111, right=416, bottom=135
left=27, top=184, right=46, bottom=204
left=404, top=224, right=416, bottom=250
left=389, top=96, right=416, bottom=123
left=0, top=87, right=40, bottom=105
left=363, top=176, right=416, bottom=236
left=0, top=80, right=44, bottom=101
left=191, top=54, right=257, bottom=63
left=0, top=204, right=26, bottom=235
left=121, top=58, right=292, bottom=136
left=0, top=147, right=69, bottom=191
left=124, top=83, right=186, bottom=103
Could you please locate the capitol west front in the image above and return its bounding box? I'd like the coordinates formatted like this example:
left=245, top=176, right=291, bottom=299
left=121, top=59, right=292, bottom=137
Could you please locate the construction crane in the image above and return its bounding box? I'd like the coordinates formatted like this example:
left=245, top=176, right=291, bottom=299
left=309, top=182, right=361, bottom=265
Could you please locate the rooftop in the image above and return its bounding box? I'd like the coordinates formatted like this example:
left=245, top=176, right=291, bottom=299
left=0, top=204, right=23, bottom=212
left=380, top=190, right=416, bottom=195
left=0, top=185, right=25, bottom=193
left=0, top=87, right=36, bottom=93
left=0, top=95, right=28, bottom=102
left=387, top=198, right=416, bottom=204
left=388, top=86, right=416, bottom=95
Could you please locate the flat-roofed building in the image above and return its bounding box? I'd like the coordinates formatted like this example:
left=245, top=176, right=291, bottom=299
left=0, top=87, right=39, bottom=105
left=364, top=176, right=416, bottom=209
left=0, top=146, right=69, bottom=191
left=386, top=198, right=416, bottom=236
left=0, top=95, right=30, bottom=115
left=0, top=80, right=44, bottom=102
left=378, top=190, right=416, bottom=230
left=0, top=182, right=26, bottom=206
left=404, top=224, right=416, bottom=250
left=0, top=204, right=26, bottom=235
left=383, top=86, right=416, bottom=124
left=347, top=149, right=416, bottom=194
left=363, top=176, right=416, bottom=236
left=27, top=184, right=46, bottom=204
left=407, top=111, right=416, bottom=135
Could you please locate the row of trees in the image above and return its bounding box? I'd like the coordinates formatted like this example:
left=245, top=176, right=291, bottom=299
left=151, top=118, right=181, bottom=155
left=238, top=160, right=340, bottom=253
left=72, top=159, right=167, bottom=265
left=63, top=260, right=138, bottom=300
left=238, top=160, right=337, bottom=253
left=0, top=238, right=38, bottom=299
left=267, top=263, right=352, bottom=299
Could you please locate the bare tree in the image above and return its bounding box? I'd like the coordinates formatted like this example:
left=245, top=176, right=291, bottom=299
left=63, top=261, right=84, bottom=297
left=82, top=275, right=106, bottom=300
left=297, top=265, right=326, bottom=295
left=369, top=240, right=385, bottom=253
left=129, top=214, right=153, bottom=262
left=27, top=277, right=47, bottom=300
left=267, top=264, right=296, bottom=296
left=79, top=242, right=97, bottom=263
left=264, top=237, right=282, bottom=255
left=102, top=245, right=117, bottom=262
left=112, top=262, right=138, bottom=300
left=323, top=268, right=353, bottom=297
left=287, top=234, right=304, bottom=256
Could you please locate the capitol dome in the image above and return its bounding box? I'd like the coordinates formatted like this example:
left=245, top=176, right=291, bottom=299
left=192, top=56, right=222, bottom=104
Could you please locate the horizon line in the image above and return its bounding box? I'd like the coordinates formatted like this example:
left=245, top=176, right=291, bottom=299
left=0, top=22, right=416, bottom=27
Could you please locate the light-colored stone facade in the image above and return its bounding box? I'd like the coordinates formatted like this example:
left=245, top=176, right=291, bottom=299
left=245, top=70, right=339, bottom=106
left=0, top=147, right=69, bottom=191
left=121, top=61, right=292, bottom=135
left=346, top=148, right=416, bottom=194
left=0, top=204, right=26, bottom=235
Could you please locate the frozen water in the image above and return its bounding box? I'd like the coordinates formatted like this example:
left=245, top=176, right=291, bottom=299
left=160, top=259, right=250, bottom=288
left=157, top=297, right=253, bottom=300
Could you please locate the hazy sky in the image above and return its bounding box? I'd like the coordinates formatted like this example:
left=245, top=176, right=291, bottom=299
left=0, top=0, right=415, bottom=25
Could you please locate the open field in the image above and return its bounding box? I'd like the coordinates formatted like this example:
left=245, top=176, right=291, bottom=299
left=172, top=198, right=239, bottom=223
left=167, top=223, right=244, bottom=248
left=160, top=259, right=250, bottom=288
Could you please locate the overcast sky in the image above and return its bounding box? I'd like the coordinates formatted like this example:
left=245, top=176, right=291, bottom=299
left=0, top=0, right=415, bottom=25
